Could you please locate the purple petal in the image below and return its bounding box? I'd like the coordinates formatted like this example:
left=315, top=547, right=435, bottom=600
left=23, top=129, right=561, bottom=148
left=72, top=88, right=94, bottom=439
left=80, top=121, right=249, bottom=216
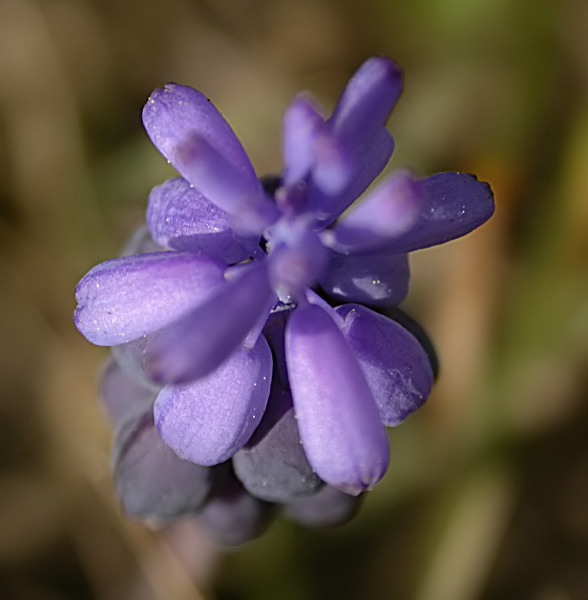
left=383, top=172, right=495, bottom=253
left=100, top=357, right=157, bottom=430
left=285, top=303, right=389, bottom=495
left=147, top=177, right=259, bottom=262
left=336, top=304, right=434, bottom=425
left=330, top=57, right=403, bottom=150
left=284, top=485, right=363, bottom=528
left=319, top=250, right=409, bottom=307
left=174, top=134, right=278, bottom=234
left=232, top=380, right=321, bottom=502
left=147, top=261, right=275, bottom=384
left=113, top=411, right=216, bottom=525
left=142, top=83, right=258, bottom=189
left=282, top=94, right=324, bottom=185
left=153, top=336, right=272, bottom=466
left=311, top=132, right=355, bottom=195
left=308, top=128, right=395, bottom=227
left=323, top=170, right=422, bottom=252
left=120, top=225, right=167, bottom=256
left=74, top=252, right=225, bottom=346
left=198, top=467, right=274, bottom=546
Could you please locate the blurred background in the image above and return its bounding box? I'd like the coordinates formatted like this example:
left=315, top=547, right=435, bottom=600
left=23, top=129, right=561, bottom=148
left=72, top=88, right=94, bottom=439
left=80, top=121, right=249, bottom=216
left=1, top=0, right=587, bottom=598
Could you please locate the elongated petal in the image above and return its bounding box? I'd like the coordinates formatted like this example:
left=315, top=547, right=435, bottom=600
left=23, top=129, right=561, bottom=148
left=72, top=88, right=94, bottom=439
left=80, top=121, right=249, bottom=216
left=198, top=468, right=274, bottom=546
left=285, top=485, right=363, bottom=527
left=330, top=57, right=403, bottom=150
left=113, top=411, right=216, bottom=525
left=174, top=134, right=278, bottom=233
left=100, top=357, right=157, bottom=430
left=320, top=250, right=409, bottom=307
left=74, top=253, right=225, bottom=346
left=285, top=303, right=389, bottom=495
left=143, top=83, right=258, bottom=188
left=308, top=128, right=395, bottom=227
left=282, top=94, right=324, bottom=185
left=147, top=262, right=275, bottom=384
left=383, top=172, right=495, bottom=252
left=336, top=304, right=434, bottom=425
left=311, top=132, right=355, bottom=195
left=232, top=381, right=321, bottom=502
left=147, top=177, right=259, bottom=262
left=323, top=170, right=422, bottom=252
left=153, top=336, right=272, bottom=465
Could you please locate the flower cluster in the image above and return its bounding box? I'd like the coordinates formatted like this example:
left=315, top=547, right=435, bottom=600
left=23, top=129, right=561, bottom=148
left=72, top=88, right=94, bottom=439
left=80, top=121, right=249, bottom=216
left=75, top=57, right=494, bottom=544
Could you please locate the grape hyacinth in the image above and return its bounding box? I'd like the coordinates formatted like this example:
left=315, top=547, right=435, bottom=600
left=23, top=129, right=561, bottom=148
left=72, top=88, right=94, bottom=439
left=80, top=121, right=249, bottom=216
left=75, top=57, right=494, bottom=544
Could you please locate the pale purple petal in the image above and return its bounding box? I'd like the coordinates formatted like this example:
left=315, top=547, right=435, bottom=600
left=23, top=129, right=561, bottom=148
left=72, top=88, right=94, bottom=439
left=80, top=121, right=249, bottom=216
left=311, top=132, right=355, bottom=195
left=323, top=170, right=422, bottom=252
left=308, top=128, right=395, bottom=227
left=330, top=57, right=403, bottom=150
left=319, top=250, right=409, bottom=307
left=282, top=94, right=324, bottom=185
left=174, top=134, right=279, bottom=234
left=383, top=172, right=495, bottom=253
left=120, top=225, right=167, bottom=256
left=147, top=177, right=259, bottom=262
left=113, top=411, right=216, bottom=525
left=142, top=83, right=258, bottom=188
left=146, top=262, right=276, bottom=384
left=285, top=303, right=389, bottom=495
left=74, top=253, right=225, bottom=346
left=336, top=304, right=434, bottom=425
left=100, top=357, right=157, bottom=430
left=153, top=336, right=272, bottom=466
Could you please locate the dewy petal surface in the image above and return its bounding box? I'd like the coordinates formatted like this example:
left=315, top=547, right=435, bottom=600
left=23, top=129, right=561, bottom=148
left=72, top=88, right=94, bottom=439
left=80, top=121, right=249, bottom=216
left=319, top=250, right=409, bottom=307
left=147, top=177, right=259, bottom=263
left=330, top=57, right=403, bottom=151
left=153, top=336, right=272, bottom=466
left=285, top=303, right=389, bottom=495
left=74, top=252, right=225, bottom=346
left=336, top=304, right=434, bottom=426
left=142, top=84, right=258, bottom=188
left=324, top=170, right=422, bottom=252
left=147, top=261, right=275, bottom=384
left=383, top=172, right=495, bottom=253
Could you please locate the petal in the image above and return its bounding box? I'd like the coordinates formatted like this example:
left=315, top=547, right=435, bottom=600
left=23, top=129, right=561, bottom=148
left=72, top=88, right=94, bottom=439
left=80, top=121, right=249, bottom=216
left=100, top=357, right=157, bottom=430
left=142, top=83, right=258, bottom=189
left=336, top=304, right=434, bottom=425
left=147, top=177, right=259, bottom=262
left=198, top=467, right=274, bottom=546
left=173, top=134, right=278, bottom=234
left=307, top=128, right=395, bottom=227
left=311, top=132, right=355, bottom=195
left=113, top=411, right=216, bottom=525
left=285, top=303, right=389, bottom=495
left=232, top=381, right=322, bottom=502
left=282, top=94, right=324, bottom=185
left=146, top=261, right=275, bottom=384
left=153, top=336, right=272, bottom=466
left=284, top=485, right=363, bottom=528
left=74, top=252, right=225, bottom=346
left=319, top=250, right=409, bottom=307
left=120, top=224, right=167, bottom=256
left=323, top=170, right=422, bottom=252
left=383, top=172, right=495, bottom=253
left=330, top=57, right=403, bottom=150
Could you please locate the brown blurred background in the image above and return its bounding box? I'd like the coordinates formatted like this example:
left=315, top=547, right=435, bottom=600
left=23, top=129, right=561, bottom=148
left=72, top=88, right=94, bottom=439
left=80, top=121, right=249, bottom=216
left=1, top=0, right=587, bottom=598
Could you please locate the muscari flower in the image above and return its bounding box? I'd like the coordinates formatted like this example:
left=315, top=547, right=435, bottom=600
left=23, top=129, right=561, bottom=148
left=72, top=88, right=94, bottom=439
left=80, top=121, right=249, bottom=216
left=75, top=57, right=494, bottom=525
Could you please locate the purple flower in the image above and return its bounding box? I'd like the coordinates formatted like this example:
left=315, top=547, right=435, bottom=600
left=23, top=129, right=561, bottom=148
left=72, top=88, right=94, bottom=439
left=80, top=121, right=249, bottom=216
left=75, top=57, right=494, bottom=511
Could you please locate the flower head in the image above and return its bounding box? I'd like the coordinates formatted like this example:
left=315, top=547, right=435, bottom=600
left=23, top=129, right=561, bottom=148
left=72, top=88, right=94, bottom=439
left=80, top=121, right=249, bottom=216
left=75, top=56, right=494, bottom=538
